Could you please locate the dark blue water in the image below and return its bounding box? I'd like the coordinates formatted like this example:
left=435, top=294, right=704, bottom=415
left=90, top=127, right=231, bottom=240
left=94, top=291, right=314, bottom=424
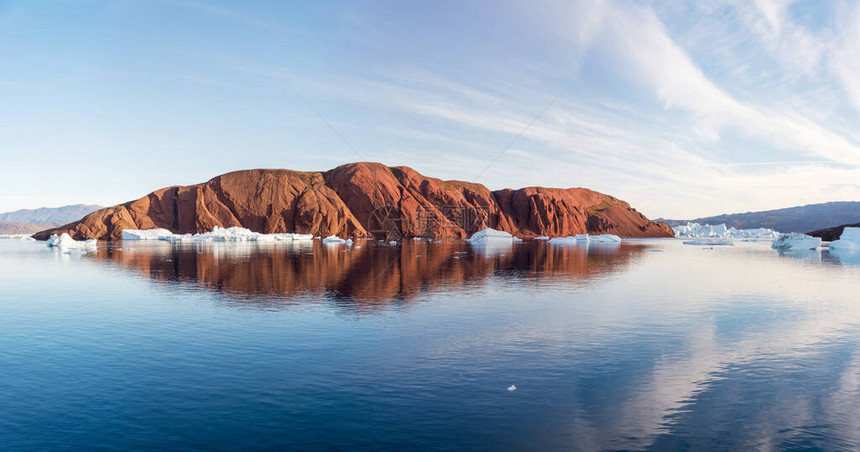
left=1, top=238, right=860, bottom=451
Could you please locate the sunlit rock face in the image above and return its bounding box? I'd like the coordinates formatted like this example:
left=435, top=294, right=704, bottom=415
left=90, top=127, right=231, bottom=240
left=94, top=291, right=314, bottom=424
left=34, top=162, right=673, bottom=241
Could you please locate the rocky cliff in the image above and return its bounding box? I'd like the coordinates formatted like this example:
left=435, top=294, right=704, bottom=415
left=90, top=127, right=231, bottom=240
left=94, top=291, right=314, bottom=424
left=808, top=222, right=860, bottom=242
left=34, top=162, right=673, bottom=240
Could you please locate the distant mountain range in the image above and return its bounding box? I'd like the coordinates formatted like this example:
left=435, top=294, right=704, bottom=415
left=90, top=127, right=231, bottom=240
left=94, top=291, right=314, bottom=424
left=0, top=204, right=102, bottom=236
left=0, top=204, right=102, bottom=224
left=0, top=221, right=64, bottom=235
left=657, top=201, right=860, bottom=233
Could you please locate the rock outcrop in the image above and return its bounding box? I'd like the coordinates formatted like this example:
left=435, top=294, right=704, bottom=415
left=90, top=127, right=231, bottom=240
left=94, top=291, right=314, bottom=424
left=808, top=222, right=860, bottom=242
left=34, top=162, right=673, bottom=240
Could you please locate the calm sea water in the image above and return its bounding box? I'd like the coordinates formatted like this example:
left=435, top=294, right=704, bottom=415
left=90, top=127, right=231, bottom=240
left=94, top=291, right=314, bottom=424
left=1, top=238, right=860, bottom=451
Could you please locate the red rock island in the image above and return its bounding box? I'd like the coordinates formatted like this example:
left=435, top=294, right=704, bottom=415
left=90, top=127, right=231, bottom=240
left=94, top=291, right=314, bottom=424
left=34, top=162, right=673, bottom=241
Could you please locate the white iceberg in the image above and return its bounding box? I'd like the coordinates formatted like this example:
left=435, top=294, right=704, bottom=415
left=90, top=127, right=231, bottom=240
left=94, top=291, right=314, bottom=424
left=467, top=228, right=515, bottom=244
left=829, top=227, right=860, bottom=251
left=591, top=234, right=621, bottom=243
left=549, top=234, right=621, bottom=245
left=673, top=222, right=779, bottom=240
left=322, top=235, right=347, bottom=244
left=683, top=239, right=734, bottom=246
left=534, top=236, right=549, bottom=240
left=771, top=233, right=821, bottom=250
left=46, top=233, right=97, bottom=250
left=119, top=226, right=315, bottom=243
left=122, top=228, right=174, bottom=241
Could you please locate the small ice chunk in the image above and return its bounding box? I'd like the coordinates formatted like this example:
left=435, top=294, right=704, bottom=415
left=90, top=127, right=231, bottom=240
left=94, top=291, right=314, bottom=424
left=507, top=385, right=517, bottom=391
left=534, top=236, right=549, bottom=240
left=322, top=235, right=347, bottom=244
left=772, top=233, right=821, bottom=250
left=467, top=228, right=514, bottom=244
left=46, top=233, right=97, bottom=250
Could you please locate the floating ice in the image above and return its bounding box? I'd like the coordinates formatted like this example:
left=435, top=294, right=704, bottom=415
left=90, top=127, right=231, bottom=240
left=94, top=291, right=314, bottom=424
left=673, top=223, right=779, bottom=240
left=771, top=233, right=821, bottom=250
left=534, top=236, right=549, bottom=240
left=322, top=235, right=347, bottom=244
left=122, top=228, right=174, bottom=241
left=548, top=234, right=621, bottom=245
left=591, top=234, right=621, bottom=243
left=46, top=233, right=97, bottom=251
left=829, top=227, right=860, bottom=251
left=467, top=228, right=515, bottom=244
left=507, top=385, right=517, bottom=391
left=120, top=226, right=315, bottom=243
left=683, top=239, right=734, bottom=246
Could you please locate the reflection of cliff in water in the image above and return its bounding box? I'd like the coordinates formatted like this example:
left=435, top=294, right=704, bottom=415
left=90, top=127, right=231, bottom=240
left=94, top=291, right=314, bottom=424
left=88, top=241, right=647, bottom=308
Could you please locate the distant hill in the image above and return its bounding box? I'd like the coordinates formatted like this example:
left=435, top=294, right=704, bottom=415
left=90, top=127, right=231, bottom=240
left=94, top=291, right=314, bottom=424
left=0, top=221, right=63, bottom=235
left=0, top=204, right=102, bottom=224
left=658, top=201, right=860, bottom=233
left=32, top=163, right=673, bottom=241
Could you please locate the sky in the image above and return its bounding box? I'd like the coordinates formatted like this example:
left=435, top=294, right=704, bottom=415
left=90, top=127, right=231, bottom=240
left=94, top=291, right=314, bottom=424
left=1, top=0, right=859, bottom=219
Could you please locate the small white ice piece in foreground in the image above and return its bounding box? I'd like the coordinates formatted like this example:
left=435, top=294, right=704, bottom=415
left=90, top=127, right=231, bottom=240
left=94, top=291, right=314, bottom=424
left=507, top=385, right=517, bottom=391
left=467, top=228, right=514, bottom=244
left=322, top=235, right=347, bottom=244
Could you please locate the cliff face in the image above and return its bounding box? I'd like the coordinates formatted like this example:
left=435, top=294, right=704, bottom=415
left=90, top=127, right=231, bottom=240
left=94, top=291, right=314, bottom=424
left=34, top=162, right=673, bottom=240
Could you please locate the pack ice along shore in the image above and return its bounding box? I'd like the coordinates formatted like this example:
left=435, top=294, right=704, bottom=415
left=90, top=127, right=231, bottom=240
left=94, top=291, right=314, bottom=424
left=33, top=162, right=673, bottom=241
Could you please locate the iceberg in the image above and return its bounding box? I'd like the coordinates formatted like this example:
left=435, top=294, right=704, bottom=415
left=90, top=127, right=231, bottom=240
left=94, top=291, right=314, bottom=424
left=673, top=223, right=779, bottom=240
left=534, top=236, right=549, bottom=240
left=771, top=233, right=821, bottom=250
left=322, top=235, right=347, bottom=244
left=591, top=234, right=621, bottom=243
left=467, top=228, right=515, bottom=244
left=829, top=227, right=860, bottom=251
left=549, top=234, right=621, bottom=245
left=46, top=233, right=97, bottom=250
left=683, top=239, right=734, bottom=246
left=119, top=226, right=315, bottom=243
left=122, top=228, right=174, bottom=241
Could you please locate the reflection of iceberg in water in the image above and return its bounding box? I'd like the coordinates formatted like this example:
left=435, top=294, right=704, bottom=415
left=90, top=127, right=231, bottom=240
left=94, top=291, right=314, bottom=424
left=776, top=248, right=822, bottom=262
left=84, top=241, right=646, bottom=308
left=827, top=248, right=860, bottom=266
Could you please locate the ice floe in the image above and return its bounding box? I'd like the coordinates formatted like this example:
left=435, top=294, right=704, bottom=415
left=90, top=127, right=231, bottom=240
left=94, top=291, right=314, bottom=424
left=771, top=233, right=821, bottom=250
left=673, top=223, right=779, bottom=240
left=46, top=233, right=97, bottom=252
left=829, top=227, right=860, bottom=251
left=121, top=226, right=315, bottom=243
left=682, top=239, right=734, bottom=246
left=122, top=228, right=174, bottom=241
left=322, top=235, right=353, bottom=245
left=548, top=234, right=622, bottom=245
left=467, top=228, right=515, bottom=244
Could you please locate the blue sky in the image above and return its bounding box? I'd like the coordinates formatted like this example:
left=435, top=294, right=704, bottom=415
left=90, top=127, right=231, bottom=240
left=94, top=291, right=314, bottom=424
left=1, top=0, right=859, bottom=218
